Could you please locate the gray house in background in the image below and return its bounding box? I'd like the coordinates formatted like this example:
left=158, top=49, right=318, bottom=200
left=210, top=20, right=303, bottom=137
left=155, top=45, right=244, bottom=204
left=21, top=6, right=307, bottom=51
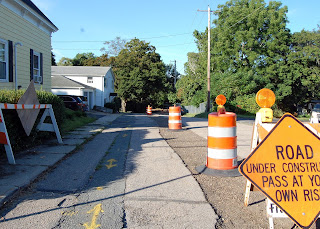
left=51, top=66, right=116, bottom=110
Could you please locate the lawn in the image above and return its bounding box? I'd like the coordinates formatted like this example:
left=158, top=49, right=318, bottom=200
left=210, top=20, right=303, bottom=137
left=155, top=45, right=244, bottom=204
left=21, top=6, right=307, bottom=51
left=60, top=109, right=96, bottom=134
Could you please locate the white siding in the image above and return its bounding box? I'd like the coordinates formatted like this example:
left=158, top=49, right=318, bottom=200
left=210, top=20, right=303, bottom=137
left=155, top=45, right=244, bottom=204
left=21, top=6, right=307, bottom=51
left=53, top=67, right=115, bottom=108
left=51, top=88, right=82, bottom=96
left=105, top=71, right=115, bottom=103
left=65, top=75, right=105, bottom=107
left=0, top=3, right=52, bottom=90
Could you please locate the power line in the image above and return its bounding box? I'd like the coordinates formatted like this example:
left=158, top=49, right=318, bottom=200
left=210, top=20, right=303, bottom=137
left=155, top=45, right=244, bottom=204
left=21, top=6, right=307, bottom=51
left=53, top=32, right=194, bottom=43
left=53, top=49, right=102, bottom=50
left=54, top=41, right=197, bottom=50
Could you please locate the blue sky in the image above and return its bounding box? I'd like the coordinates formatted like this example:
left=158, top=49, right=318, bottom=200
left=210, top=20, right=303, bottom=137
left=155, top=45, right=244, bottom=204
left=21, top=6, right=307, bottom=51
left=33, top=0, right=320, bottom=74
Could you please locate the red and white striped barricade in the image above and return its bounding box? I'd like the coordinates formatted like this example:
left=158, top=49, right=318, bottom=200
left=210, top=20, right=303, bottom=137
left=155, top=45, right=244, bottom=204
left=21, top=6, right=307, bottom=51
left=0, top=103, right=63, bottom=164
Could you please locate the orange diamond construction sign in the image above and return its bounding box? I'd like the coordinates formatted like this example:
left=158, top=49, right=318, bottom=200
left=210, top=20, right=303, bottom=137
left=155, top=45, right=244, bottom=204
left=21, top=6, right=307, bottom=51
left=239, top=113, right=320, bottom=229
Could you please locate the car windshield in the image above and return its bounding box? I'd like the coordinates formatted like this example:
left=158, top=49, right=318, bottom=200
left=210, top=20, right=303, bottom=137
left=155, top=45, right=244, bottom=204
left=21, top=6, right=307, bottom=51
left=74, top=97, right=83, bottom=103
left=314, top=104, right=320, bottom=109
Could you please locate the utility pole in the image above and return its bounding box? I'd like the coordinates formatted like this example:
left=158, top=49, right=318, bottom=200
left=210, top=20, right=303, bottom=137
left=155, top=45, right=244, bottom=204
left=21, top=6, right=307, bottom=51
left=170, top=60, right=177, bottom=87
left=198, top=6, right=219, bottom=113
left=173, top=60, right=177, bottom=86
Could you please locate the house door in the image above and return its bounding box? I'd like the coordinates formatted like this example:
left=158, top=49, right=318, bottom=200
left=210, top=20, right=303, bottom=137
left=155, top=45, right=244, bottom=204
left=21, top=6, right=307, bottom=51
left=88, top=92, right=94, bottom=110
left=83, top=92, right=90, bottom=110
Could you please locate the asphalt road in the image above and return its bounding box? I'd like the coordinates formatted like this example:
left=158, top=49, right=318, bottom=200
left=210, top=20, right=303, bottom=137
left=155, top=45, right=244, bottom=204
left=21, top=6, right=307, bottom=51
left=0, top=114, right=216, bottom=229
left=0, top=115, right=133, bottom=229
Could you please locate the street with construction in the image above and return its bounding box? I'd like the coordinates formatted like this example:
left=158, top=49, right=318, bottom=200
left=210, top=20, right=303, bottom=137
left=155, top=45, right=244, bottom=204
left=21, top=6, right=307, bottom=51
left=1, top=96, right=319, bottom=228
left=1, top=0, right=320, bottom=228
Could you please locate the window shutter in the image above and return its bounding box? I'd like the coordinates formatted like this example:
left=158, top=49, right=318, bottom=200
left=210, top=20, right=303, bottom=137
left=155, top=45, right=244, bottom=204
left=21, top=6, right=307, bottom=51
left=30, top=49, right=33, bottom=81
left=40, top=52, right=43, bottom=84
left=8, top=40, right=13, bottom=82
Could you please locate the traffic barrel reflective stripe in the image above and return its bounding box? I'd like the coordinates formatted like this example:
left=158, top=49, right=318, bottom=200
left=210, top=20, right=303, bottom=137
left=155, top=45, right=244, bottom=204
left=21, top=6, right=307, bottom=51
left=168, top=106, right=182, bottom=130
left=146, top=105, right=152, bottom=115
left=206, top=112, right=237, bottom=170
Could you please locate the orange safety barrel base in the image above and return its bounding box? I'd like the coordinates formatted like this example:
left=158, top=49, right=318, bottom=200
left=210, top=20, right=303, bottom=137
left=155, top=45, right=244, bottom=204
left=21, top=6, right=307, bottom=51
left=168, top=123, right=182, bottom=130
left=168, top=105, right=182, bottom=130
left=196, top=165, right=240, bottom=177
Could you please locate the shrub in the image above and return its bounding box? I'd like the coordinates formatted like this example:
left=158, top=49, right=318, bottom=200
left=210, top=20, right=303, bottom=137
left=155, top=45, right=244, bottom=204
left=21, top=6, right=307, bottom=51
left=0, top=89, right=66, bottom=154
left=104, top=97, right=121, bottom=113
left=227, top=94, right=260, bottom=115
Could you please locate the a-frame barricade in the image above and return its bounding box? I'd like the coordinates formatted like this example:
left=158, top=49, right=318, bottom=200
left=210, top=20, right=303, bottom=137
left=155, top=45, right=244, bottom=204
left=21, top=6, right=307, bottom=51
left=244, top=112, right=276, bottom=206
left=0, top=103, right=63, bottom=164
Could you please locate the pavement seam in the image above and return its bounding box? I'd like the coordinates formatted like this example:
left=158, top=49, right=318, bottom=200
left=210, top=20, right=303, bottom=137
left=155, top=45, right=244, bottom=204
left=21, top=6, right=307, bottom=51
left=152, top=116, right=221, bottom=228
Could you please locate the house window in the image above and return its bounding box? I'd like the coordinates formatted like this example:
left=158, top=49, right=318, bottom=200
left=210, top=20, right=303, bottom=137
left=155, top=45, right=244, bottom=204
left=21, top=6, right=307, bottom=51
left=87, top=76, right=93, bottom=83
left=33, top=51, right=41, bottom=83
left=0, top=38, right=8, bottom=81
left=30, top=49, right=43, bottom=84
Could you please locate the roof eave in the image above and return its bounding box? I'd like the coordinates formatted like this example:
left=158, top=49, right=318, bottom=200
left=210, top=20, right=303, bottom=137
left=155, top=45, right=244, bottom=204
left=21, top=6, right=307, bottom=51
left=17, top=0, right=58, bottom=32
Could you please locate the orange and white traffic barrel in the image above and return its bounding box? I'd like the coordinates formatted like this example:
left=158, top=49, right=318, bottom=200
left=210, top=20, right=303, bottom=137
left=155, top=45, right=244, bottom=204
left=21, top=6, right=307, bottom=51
left=168, top=105, right=182, bottom=130
left=146, top=105, right=152, bottom=115
left=196, top=108, right=240, bottom=177
left=206, top=111, right=237, bottom=170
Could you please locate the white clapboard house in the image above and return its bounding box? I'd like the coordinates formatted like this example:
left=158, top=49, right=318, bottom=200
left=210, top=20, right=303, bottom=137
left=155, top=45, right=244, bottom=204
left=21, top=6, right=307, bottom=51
left=51, top=66, right=116, bottom=110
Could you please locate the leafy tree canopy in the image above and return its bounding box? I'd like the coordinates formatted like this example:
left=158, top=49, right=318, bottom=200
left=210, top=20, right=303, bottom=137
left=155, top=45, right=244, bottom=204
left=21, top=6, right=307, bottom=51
left=113, top=38, right=167, bottom=110
left=285, top=28, right=320, bottom=108
left=72, top=52, right=97, bottom=66
left=57, top=57, right=73, bottom=66
left=51, top=52, right=57, bottom=66
left=177, top=0, right=320, bottom=113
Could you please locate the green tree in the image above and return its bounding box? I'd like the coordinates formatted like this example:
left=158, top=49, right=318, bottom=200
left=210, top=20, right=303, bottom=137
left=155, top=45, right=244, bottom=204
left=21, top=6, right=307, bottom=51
left=165, top=63, right=181, bottom=104
left=180, top=0, right=295, bottom=112
left=51, top=52, right=57, bottom=66
left=72, top=52, right=96, bottom=66
left=285, top=28, right=320, bottom=108
left=57, top=57, right=73, bottom=66
left=176, top=52, right=207, bottom=106
left=211, top=0, right=291, bottom=104
left=92, top=54, right=116, bottom=67
left=113, top=38, right=167, bottom=112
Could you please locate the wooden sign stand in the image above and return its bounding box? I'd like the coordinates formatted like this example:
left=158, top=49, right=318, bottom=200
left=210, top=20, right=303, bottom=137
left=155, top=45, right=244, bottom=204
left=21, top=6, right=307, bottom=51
left=244, top=112, right=275, bottom=206
left=266, top=198, right=287, bottom=229
left=0, top=103, right=63, bottom=164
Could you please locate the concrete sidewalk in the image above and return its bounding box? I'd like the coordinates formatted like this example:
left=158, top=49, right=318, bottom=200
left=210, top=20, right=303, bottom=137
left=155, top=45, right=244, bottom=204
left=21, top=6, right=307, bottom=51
left=124, top=115, right=217, bottom=228
left=0, top=112, right=121, bottom=206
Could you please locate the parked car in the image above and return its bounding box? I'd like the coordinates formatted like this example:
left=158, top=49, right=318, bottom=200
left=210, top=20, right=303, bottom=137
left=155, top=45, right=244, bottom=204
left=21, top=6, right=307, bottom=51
left=78, top=96, right=89, bottom=110
left=58, top=95, right=87, bottom=111
left=310, top=103, right=320, bottom=123
left=176, top=103, right=188, bottom=115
